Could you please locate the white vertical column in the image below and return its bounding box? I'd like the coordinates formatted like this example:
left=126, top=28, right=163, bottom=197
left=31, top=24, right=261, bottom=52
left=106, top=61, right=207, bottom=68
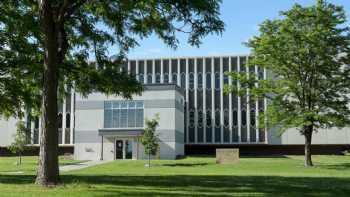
left=30, top=120, right=35, bottom=144
left=185, top=58, right=189, bottom=143
left=237, top=57, right=241, bottom=143
left=194, top=58, right=198, bottom=143
left=177, top=59, right=180, bottom=86
left=264, top=68, right=268, bottom=143
left=228, top=57, right=233, bottom=143
left=70, top=88, right=75, bottom=144
left=122, top=140, right=126, bottom=159
left=127, top=60, right=131, bottom=74
left=169, top=59, right=173, bottom=83
left=246, top=56, right=250, bottom=143
left=203, top=57, right=206, bottom=143
left=38, top=118, right=42, bottom=144
left=152, top=59, right=155, bottom=84
left=255, top=65, right=259, bottom=143
left=144, top=60, right=147, bottom=84
left=220, top=57, right=224, bottom=143
left=160, top=59, right=164, bottom=83
left=211, top=57, right=215, bottom=143
left=136, top=60, right=139, bottom=81
left=62, top=96, right=66, bottom=145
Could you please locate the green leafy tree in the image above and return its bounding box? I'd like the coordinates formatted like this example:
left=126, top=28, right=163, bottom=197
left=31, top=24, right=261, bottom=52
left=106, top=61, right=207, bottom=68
left=9, top=121, right=29, bottom=165
left=225, top=0, right=350, bottom=167
left=141, top=114, right=160, bottom=168
left=0, top=0, right=224, bottom=185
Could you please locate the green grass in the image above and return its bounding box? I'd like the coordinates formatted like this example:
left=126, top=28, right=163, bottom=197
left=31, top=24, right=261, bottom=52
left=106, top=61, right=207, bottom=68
left=0, top=156, right=82, bottom=174
left=0, top=155, right=350, bottom=196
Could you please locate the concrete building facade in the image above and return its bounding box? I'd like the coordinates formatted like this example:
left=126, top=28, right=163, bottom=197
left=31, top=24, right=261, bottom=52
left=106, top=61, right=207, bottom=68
left=0, top=55, right=349, bottom=160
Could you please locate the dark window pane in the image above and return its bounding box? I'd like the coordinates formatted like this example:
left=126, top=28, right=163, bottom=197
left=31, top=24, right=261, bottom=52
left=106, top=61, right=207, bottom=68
left=189, top=73, right=194, bottom=90
left=66, top=113, right=70, bottom=128
left=198, top=73, right=203, bottom=89
left=164, top=73, right=169, bottom=83
left=206, top=73, right=211, bottom=89
left=156, top=73, right=161, bottom=83
left=242, top=110, right=246, bottom=126
left=215, top=72, right=220, bottom=90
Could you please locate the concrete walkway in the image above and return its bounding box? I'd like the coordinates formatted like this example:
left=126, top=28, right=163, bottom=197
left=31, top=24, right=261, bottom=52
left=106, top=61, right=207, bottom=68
left=60, top=160, right=111, bottom=172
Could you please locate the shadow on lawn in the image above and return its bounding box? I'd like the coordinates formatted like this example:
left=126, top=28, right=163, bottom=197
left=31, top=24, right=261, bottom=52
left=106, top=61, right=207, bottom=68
left=161, top=162, right=209, bottom=167
left=319, top=163, right=350, bottom=171
left=0, top=174, right=349, bottom=196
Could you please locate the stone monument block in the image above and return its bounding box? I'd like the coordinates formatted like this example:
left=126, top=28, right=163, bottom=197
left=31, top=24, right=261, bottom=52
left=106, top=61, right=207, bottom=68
left=216, top=148, right=239, bottom=164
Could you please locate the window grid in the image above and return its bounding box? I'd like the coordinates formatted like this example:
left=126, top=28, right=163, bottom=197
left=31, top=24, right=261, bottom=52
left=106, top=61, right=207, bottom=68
left=104, top=101, right=144, bottom=128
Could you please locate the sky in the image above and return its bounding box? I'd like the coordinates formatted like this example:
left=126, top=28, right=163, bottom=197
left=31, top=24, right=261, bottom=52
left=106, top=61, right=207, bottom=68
left=121, top=0, right=350, bottom=59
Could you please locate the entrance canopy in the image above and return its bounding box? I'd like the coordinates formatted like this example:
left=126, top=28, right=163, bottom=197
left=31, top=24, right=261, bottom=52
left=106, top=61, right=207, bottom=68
left=98, top=128, right=144, bottom=137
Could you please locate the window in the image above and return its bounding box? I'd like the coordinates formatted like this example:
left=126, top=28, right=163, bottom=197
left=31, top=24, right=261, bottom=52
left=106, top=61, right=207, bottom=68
left=181, top=72, right=186, bottom=88
left=232, top=110, right=238, bottom=126
left=215, top=72, right=220, bottom=90
left=139, top=73, right=144, bottom=84
left=215, top=109, right=220, bottom=128
left=198, top=110, right=203, bottom=128
left=189, top=109, right=195, bottom=128
left=189, top=72, right=194, bottom=90
left=147, top=74, right=152, bottom=84
left=251, top=109, right=256, bottom=126
left=155, top=73, right=161, bottom=83
left=172, top=73, right=178, bottom=84
left=58, top=113, right=62, bottom=128
left=164, top=73, right=169, bottom=83
left=242, top=110, right=247, bottom=126
left=206, top=109, right=212, bottom=127
left=224, top=109, right=229, bottom=128
left=104, top=101, right=144, bottom=128
left=206, top=72, right=211, bottom=89
left=198, top=73, right=203, bottom=90
left=66, top=113, right=70, bottom=128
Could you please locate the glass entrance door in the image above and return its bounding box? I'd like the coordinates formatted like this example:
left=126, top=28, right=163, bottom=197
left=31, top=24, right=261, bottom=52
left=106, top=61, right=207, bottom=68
left=115, top=140, right=123, bottom=159
left=115, top=139, right=133, bottom=160
left=125, top=140, right=133, bottom=159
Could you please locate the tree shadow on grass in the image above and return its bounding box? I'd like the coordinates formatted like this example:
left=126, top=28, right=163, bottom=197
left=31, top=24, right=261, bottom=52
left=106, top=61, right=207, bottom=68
left=161, top=162, right=209, bottom=167
left=0, top=174, right=350, bottom=196
left=319, top=163, right=350, bottom=170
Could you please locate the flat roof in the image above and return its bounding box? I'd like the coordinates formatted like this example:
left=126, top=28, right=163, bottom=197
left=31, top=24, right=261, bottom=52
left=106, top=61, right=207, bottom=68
left=126, top=54, right=251, bottom=61
left=143, top=83, right=184, bottom=96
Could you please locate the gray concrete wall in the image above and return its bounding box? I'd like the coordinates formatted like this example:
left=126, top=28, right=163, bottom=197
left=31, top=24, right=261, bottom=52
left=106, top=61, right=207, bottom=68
left=0, top=117, right=18, bottom=147
left=268, top=127, right=350, bottom=145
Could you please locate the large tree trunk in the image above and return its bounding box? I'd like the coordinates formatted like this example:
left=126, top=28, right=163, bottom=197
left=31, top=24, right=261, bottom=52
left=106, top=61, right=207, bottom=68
left=304, top=125, right=313, bottom=167
left=36, top=2, right=60, bottom=186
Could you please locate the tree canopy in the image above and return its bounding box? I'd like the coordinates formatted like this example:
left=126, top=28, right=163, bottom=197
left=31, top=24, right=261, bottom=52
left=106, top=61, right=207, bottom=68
left=1, top=0, right=224, bottom=185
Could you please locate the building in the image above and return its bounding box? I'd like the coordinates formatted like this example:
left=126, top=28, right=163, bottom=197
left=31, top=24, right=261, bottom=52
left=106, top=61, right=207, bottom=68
left=75, top=84, right=184, bottom=160
left=1, top=55, right=350, bottom=160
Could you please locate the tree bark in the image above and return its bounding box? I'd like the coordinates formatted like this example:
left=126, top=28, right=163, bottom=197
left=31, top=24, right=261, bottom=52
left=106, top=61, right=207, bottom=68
left=36, top=1, right=60, bottom=186
left=304, top=125, right=313, bottom=167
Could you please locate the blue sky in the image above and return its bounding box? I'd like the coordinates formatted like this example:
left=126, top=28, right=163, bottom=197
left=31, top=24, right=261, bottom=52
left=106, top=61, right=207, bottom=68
left=124, top=0, right=350, bottom=59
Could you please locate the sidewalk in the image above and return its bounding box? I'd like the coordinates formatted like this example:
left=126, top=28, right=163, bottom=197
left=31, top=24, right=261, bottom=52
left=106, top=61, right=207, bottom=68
left=60, top=160, right=111, bottom=172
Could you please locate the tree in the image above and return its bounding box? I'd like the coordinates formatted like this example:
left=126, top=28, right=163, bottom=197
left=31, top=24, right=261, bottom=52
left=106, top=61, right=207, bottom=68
left=9, top=121, right=29, bottom=165
left=141, top=114, right=160, bottom=168
left=0, top=0, right=224, bottom=185
left=225, top=0, right=350, bottom=167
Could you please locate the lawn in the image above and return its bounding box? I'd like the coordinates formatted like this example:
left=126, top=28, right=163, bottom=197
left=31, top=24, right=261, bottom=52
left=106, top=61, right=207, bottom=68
left=0, top=155, right=350, bottom=196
